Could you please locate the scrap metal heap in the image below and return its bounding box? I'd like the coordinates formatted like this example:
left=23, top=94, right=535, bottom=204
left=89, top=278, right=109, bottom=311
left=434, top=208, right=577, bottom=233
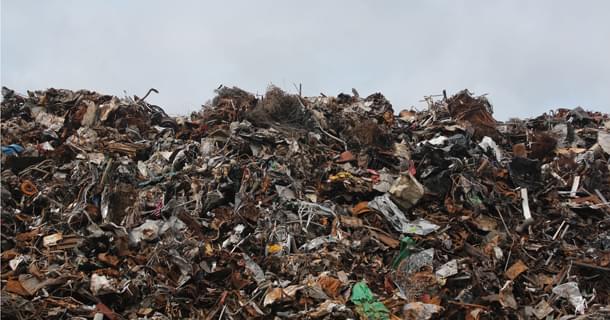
left=1, top=86, right=610, bottom=319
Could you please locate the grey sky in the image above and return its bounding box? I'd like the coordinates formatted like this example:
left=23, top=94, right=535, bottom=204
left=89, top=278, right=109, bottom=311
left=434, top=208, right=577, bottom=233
left=2, top=1, right=609, bottom=120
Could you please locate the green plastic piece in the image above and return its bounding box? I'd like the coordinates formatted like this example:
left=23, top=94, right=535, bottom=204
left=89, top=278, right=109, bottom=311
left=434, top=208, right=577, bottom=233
left=350, top=282, right=390, bottom=320
left=392, top=236, right=416, bottom=268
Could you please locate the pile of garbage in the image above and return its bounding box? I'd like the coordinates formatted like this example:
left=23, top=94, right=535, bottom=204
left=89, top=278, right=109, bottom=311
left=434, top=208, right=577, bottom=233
left=2, top=85, right=609, bottom=319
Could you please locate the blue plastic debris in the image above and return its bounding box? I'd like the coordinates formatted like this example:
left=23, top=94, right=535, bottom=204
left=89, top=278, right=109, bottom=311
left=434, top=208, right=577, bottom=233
left=1, top=144, right=25, bottom=156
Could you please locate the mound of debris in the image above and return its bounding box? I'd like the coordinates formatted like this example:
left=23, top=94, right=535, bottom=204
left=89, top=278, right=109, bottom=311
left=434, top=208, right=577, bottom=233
left=2, top=85, right=609, bottom=319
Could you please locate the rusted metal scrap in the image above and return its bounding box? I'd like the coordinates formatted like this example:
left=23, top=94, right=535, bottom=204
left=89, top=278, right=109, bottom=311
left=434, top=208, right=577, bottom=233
left=1, top=85, right=609, bottom=319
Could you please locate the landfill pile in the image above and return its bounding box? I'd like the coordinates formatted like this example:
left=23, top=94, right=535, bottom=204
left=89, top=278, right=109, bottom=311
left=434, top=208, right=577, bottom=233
left=1, top=85, right=610, bottom=320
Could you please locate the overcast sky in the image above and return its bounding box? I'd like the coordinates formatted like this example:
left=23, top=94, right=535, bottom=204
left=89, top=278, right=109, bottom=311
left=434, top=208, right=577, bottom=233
left=2, top=1, right=609, bottom=120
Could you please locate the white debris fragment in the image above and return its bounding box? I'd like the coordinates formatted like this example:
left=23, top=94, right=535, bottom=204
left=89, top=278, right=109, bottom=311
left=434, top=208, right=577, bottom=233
left=90, top=274, right=116, bottom=296
left=435, top=259, right=459, bottom=279
left=479, top=136, right=503, bottom=161
left=521, top=188, right=532, bottom=220
left=552, top=282, right=586, bottom=315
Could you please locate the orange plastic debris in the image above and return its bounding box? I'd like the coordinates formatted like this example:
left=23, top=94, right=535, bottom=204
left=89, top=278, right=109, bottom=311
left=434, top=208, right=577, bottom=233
left=20, top=180, right=38, bottom=196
